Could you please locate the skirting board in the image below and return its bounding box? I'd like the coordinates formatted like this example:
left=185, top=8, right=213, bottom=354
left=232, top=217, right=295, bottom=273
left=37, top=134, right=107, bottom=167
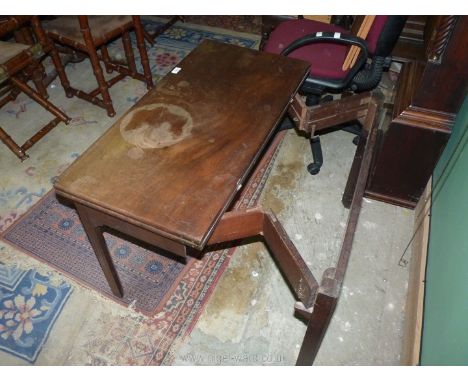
left=401, top=177, right=431, bottom=365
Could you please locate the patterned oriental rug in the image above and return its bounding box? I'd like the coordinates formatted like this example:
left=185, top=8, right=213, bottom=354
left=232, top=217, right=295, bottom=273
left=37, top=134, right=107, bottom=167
left=2, top=135, right=283, bottom=315
left=2, top=134, right=284, bottom=364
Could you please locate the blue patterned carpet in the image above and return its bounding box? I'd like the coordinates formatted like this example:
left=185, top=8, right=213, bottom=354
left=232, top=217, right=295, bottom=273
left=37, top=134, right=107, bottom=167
left=0, top=262, right=72, bottom=362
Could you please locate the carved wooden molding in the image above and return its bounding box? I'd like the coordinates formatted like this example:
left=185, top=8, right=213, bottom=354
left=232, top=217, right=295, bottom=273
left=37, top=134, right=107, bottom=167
left=427, top=15, right=458, bottom=64
left=394, top=105, right=455, bottom=132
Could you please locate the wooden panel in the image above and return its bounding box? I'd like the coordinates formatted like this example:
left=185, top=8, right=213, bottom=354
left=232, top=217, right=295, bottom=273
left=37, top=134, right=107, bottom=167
left=391, top=60, right=425, bottom=120
left=420, top=96, right=468, bottom=365
left=366, top=16, right=464, bottom=209
left=366, top=122, right=449, bottom=208
left=402, top=179, right=431, bottom=365
left=55, top=40, right=309, bottom=249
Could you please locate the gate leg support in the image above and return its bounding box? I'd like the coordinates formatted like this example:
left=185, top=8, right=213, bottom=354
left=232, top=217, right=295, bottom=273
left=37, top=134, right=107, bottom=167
left=208, top=208, right=319, bottom=309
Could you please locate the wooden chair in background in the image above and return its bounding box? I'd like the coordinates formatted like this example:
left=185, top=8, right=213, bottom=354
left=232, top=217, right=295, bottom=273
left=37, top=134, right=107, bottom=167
left=0, top=16, right=70, bottom=161
left=41, top=16, right=154, bottom=117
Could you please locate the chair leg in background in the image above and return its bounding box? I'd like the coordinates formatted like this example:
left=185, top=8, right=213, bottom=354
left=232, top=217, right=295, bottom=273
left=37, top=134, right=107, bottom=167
left=100, top=45, right=114, bottom=74
left=10, top=77, right=70, bottom=123
left=29, top=62, right=48, bottom=99
left=122, top=31, right=137, bottom=77
left=31, top=16, right=74, bottom=98
left=133, top=16, right=154, bottom=89
left=87, top=47, right=115, bottom=117
left=0, top=126, right=28, bottom=161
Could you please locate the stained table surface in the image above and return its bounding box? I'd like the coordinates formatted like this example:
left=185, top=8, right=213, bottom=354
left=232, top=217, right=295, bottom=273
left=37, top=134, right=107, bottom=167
left=55, top=40, right=309, bottom=249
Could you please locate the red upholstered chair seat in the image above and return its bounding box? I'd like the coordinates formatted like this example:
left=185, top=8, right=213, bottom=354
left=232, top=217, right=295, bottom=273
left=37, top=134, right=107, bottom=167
left=264, top=19, right=351, bottom=80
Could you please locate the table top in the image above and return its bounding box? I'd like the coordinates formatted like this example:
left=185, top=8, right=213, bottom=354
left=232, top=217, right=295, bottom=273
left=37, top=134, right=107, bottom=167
left=55, top=40, right=309, bottom=249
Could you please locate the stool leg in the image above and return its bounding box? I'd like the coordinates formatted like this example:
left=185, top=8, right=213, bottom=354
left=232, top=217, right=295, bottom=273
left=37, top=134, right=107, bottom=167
left=100, top=45, right=113, bottom=74
left=87, top=47, right=115, bottom=117
left=79, top=16, right=115, bottom=117
left=10, top=77, right=70, bottom=123
left=122, top=31, right=137, bottom=77
left=31, top=16, right=73, bottom=98
left=143, top=28, right=155, bottom=45
left=0, top=126, right=29, bottom=161
left=48, top=42, right=74, bottom=98
left=132, top=16, right=153, bottom=89
left=31, top=63, right=49, bottom=99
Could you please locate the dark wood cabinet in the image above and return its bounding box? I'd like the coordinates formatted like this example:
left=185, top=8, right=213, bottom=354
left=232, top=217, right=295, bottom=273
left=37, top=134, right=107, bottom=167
left=366, top=16, right=467, bottom=208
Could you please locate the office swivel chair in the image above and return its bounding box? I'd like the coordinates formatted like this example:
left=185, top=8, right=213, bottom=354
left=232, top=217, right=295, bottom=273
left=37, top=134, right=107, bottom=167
left=264, top=16, right=407, bottom=174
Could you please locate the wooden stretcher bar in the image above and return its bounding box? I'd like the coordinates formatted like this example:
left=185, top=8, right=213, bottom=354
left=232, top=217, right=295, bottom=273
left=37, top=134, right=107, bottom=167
left=208, top=207, right=319, bottom=309
left=291, top=92, right=383, bottom=365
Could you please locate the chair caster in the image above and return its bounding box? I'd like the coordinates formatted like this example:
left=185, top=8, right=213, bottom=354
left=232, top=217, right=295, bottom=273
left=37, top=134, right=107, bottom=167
left=307, top=163, right=321, bottom=175
left=352, top=136, right=360, bottom=145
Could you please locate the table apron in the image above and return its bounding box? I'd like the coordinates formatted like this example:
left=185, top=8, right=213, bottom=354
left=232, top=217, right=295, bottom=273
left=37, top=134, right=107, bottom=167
left=75, top=201, right=189, bottom=258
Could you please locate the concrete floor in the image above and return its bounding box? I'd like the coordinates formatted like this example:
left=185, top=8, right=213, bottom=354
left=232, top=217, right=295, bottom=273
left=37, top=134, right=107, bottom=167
left=174, top=126, right=413, bottom=365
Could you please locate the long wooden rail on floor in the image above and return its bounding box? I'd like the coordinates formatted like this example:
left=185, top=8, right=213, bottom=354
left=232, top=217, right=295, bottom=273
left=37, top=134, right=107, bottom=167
left=288, top=91, right=383, bottom=365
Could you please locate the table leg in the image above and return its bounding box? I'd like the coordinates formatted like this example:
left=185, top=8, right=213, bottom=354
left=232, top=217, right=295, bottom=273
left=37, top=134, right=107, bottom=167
left=75, top=203, right=124, bottom=297
left=295, top=292, right=337, bottom=365
left=341, top=133, right=367, bottom=208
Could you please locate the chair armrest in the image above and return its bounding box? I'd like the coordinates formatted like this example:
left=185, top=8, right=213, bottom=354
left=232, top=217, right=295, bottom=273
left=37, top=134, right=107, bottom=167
left=281, top=32, right=370, bottom=90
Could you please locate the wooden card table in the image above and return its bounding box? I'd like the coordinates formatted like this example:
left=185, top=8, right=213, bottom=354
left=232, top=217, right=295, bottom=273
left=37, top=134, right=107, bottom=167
left=55, top=40, right=318, bottom=315
left=54, top=40, right=383, bottom=365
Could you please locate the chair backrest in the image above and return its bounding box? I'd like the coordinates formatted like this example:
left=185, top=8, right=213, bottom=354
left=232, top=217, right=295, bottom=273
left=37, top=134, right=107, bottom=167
left=367, top=16, right=407, bottom=57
